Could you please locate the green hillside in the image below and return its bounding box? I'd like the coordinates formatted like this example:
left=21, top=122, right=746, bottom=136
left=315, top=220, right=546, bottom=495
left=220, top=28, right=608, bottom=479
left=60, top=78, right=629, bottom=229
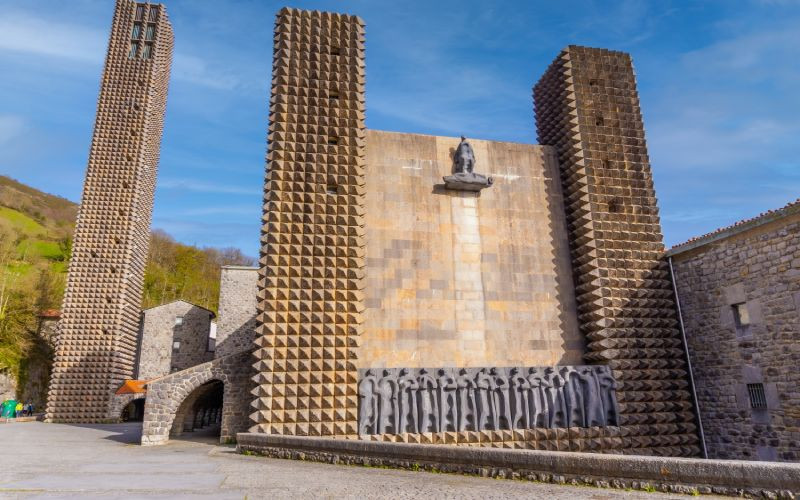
left=0, top=175, right=254, bottom=398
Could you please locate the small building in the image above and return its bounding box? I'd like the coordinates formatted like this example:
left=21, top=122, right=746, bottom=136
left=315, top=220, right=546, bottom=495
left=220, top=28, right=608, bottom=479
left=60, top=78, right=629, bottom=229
left=668, top=199, right=800, bottom=462
left=136, top=300, right=216, bottom=380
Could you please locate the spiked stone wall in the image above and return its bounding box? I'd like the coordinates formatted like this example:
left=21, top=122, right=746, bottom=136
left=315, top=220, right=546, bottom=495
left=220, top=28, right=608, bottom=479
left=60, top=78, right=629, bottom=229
left=533, top=46, right=699, bottom=456
left=46, top=0, right=173, bottom=422
left=251, top=8, right=366, bottom=437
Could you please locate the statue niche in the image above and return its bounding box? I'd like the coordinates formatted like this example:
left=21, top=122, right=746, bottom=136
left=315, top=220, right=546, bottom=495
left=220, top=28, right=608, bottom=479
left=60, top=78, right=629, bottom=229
left=442, top=136, right=494, bottom=191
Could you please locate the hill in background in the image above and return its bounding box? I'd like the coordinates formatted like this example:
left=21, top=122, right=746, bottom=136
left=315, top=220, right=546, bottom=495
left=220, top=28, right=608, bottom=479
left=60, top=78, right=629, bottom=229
left=0, top=175, right=254, bottom=403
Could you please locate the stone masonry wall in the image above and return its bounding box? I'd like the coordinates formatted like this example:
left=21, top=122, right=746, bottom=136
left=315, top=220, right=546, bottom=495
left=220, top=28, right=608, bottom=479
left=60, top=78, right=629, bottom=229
left=141, top=349, right=253, bottom=445
left=216, top=266, right=258, bottom=358
left=362, top=131, right=583, bottom=368
left=137, top=301, right=214, bottom=380
left=670, top=213, right=800, bottom=461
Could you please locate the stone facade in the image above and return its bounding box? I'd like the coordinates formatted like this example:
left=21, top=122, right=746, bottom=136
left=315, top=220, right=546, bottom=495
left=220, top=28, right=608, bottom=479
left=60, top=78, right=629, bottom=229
left=216, top=266, right=258, bottom=358
left=668, top=201, right=800, bottom=461
left=0, top=372, right=14, bottom=402
left=136, top=300, right=215, bottom=380
left=533, top=46, right=698, bottom=456
left=362, top=131, right=582, bottom=368
left=47, top=0, right=173, bottom=422
left=141, top=350, right=253, bottom=445
left=251, top=8, right=366, bottom=438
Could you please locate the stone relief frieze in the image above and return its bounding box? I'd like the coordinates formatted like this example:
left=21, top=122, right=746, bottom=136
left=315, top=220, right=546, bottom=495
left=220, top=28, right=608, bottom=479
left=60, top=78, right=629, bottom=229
left=357, top=366, right=619, bottom=436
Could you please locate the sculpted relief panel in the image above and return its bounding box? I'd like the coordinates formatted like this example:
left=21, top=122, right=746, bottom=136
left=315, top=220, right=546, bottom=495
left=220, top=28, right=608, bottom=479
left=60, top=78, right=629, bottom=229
left=357, top=366, right=618, bottom=436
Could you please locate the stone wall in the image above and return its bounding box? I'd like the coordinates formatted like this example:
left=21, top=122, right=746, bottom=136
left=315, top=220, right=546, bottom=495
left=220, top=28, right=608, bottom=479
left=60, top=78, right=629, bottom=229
left=137, top=301, right=214, bottom=380
left=141, top=349, right=253, bottom=445
left=0, top=371, right=15, bottom=402
left=362, top=131, right=583, bottom=368
left=669, top=210, right=800, bottom=461
left=216, top=266, right=258, bottom=358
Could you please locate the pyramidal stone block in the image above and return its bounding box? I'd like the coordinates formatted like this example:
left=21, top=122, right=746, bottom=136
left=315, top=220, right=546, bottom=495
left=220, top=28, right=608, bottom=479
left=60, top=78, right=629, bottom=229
left=45, top=0, right=173, bottom=423
left=533, top=46, right=700, bottom=457
left=250, top=7, right=367, bottom=438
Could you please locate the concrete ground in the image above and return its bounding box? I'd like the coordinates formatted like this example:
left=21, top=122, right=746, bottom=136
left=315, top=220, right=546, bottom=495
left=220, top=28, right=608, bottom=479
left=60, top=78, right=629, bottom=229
left=0, top=422, right=714, bottom=499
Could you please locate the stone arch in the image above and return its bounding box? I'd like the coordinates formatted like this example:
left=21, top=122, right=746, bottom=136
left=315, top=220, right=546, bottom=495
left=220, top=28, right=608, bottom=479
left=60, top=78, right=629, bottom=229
left=140, top=351, right=252, bottom=446
left=110, top=392, right=147, bottom=421
left=171, top=379, right=224, bottom=438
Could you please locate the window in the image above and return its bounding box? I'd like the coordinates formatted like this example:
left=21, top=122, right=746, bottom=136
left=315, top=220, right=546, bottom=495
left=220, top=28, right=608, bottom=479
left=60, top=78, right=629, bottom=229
left=135, top=5, right=144, bottom=21
left=330, top=46, right=340, bottom=55
left=747, top=383, right=767, bottom=409
left=328, top=137, right=339, bottom=146
left=173, top=341, right=181, bottom=351
left=174, top=316, right=184, bottom=326
left=148, top=8, right=158, bottom=22
left=733, top=303, right=750, bottom=328
left=132, top=23, right=142, bottom=39
left=595, top=115, right=604, bottom=126
left=142, top=43, right=153, bottom=60
left=128, top=42, right=138, bottom=59
left=329, top=89, right=340, bottom=101
left=145, top=25, right=155, bottom=41
left=326, top=184, right=338, bottom=195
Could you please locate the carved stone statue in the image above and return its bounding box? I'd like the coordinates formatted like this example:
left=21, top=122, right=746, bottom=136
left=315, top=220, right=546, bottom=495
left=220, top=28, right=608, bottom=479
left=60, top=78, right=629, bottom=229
left=398, top=368, right=419, bottom=433
left=443, top=136, right=493, bottom=191
left=358, top=369, right=378, bottom=436
left=455, top=368, right=476, bottom=431
left=377, top=369, right=399, bottom=434
left=357, top=366, right=619, bottom=436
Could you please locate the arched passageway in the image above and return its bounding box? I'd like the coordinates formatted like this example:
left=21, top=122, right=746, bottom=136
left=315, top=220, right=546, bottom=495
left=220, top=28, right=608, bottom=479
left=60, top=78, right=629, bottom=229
left=121, top=399, right=145, bottom=422
left=170, top=380, right=224, bottom=440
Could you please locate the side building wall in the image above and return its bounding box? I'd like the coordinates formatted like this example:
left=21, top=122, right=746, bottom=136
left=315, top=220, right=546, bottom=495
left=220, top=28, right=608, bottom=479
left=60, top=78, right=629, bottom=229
left=670, top=211, right=800, bottom=461
left=216, top=266, right=258, bottom=358
left=137, top=301, right=214, bottom=380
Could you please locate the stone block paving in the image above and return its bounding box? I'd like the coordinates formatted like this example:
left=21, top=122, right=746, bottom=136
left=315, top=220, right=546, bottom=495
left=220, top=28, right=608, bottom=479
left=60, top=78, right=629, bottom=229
left=0, top=422, right=718, bottom=499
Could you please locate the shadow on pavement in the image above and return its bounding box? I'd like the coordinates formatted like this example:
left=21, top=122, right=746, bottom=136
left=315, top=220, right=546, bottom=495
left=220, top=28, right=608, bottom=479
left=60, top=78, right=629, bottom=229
left=66, top=422, right=143, bottom=444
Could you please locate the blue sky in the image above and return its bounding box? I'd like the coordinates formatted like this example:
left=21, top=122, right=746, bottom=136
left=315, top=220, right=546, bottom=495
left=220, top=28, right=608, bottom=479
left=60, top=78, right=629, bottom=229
left=1, top=0, right=799, bottom=256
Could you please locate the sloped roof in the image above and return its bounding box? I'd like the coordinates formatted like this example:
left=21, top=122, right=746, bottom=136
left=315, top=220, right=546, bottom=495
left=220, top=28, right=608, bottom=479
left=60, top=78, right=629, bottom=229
left=116, top=380, right=148, bottom=395
left=667, top=198, right=800, bottom=256
left=141, top=299, right=216, bottom=318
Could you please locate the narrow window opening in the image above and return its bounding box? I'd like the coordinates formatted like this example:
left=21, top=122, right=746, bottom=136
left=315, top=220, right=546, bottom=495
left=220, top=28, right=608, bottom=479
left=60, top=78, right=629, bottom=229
left=135, top=5, right=145, bottom=21
left=173, top=341, right=181, bottom=351
left=608, top=198, right=620, bottom=213
left=142, top=43, right=153, bottom=60
left=128, top=42, right=139, bottom=59
left=329, top=89, right=340, bottom=101
left=148, top=8, right=158, bottom=22
left=589, top=78, right=599, bottom=87
left=595, top=115, right=604, bottom=126
left=747, top=383, right=767, bottom=409
left=733, top=302, right=751, bottom=328
left=174, top=316, right=184, bottom=326
left=330, top=46, right=340, bottom=55
left=327, top=137, right=339, bottom=146
left=326, top=184, right=338, bottom=195
left=145, top=25, right=155, bottom=41
left=132, top=23, right=142, bottom=39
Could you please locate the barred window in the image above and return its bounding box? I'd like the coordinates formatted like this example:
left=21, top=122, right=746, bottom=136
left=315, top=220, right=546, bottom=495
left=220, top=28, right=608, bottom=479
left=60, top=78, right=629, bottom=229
left=128, top=42, right=138, bottom=59
left=145, top=25, right=155, bottom=41
left=747, top=383, right=767, bottom=409
left=148, top=7, right=158, bottom=22
left=142, top=43, right=153, bottom=60
left=131, top=23, right=142, bottom=39
left=135, top=5, right=144, bottom=21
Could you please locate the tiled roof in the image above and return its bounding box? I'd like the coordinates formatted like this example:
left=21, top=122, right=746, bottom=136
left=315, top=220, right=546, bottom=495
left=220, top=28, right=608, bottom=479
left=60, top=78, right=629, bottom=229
left=667, top=198, right=800, bottom=256
left=39, top=309, right=61, bottom=318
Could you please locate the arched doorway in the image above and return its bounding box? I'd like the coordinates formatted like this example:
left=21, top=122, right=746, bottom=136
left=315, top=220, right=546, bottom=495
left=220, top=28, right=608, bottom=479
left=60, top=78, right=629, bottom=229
left=170, top=380, right=224, bottom=441
left=121, top=399, right=146, bottom=422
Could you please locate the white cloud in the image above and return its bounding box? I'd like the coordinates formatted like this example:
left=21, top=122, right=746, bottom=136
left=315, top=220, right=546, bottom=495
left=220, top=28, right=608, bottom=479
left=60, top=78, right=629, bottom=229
left=0, top=11, right=105, bottom=64
left=158, top=178, right=260, bottom=196
left=172, top=54, right=241, bottom=90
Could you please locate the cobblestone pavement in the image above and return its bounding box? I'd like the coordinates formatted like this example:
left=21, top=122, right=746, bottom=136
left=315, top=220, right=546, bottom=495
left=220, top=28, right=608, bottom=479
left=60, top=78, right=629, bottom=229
left=0, top=422, right=716, bottom=499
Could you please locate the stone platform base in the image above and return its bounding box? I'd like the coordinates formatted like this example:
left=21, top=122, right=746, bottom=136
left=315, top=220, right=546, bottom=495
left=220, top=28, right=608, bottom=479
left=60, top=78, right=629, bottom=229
left=237, top=433, right=800, bottom=498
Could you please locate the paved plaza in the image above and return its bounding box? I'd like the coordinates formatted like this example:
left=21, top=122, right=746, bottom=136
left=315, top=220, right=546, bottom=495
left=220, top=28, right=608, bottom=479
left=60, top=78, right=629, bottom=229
left=0, top=422, right=713, bottom=499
